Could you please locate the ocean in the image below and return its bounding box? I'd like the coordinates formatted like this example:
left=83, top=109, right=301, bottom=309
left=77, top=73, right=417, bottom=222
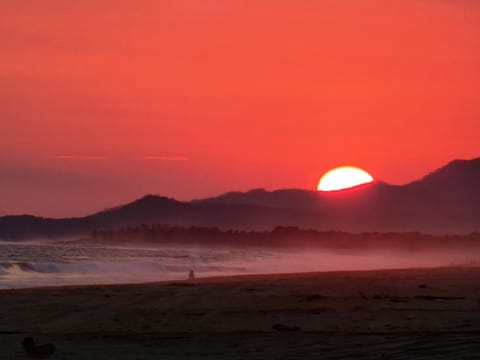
left=0, top=241, right=476, bottom=289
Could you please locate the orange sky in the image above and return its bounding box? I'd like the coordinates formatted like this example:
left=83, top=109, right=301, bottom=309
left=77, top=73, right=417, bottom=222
left=1, top=0, right=480, bottom=217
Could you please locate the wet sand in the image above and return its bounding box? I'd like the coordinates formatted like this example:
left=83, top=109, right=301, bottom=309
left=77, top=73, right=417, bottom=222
left=1, top=266, right=480, bottom=359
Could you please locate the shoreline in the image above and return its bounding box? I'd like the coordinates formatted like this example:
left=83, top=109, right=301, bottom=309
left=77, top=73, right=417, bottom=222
left=1, top=264, right=478, bottom=292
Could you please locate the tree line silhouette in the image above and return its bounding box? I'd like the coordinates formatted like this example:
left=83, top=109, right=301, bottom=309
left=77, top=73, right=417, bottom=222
left=91, top=224, right=480, bottom=250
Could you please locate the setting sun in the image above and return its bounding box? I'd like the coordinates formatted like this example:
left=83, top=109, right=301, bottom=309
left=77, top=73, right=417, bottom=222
left=317, top=166, right=374, bottom=191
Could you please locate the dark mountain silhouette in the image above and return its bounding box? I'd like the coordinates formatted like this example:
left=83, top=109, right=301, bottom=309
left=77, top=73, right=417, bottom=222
left=196, top=188, right=324, bottom=209
left=1, top=157, right=480, bottom=240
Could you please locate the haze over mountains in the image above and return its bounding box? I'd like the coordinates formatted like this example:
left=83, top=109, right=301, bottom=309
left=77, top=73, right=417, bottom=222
left=1, top=158, right=480, bottom=240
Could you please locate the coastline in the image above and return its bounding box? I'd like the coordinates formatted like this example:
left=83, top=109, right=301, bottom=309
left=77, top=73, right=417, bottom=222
left=1, top=264, right=478, bottom=291
left=1, top=266, right=480, bottom=358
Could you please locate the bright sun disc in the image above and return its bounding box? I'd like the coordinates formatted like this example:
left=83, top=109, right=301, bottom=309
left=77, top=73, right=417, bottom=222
left=317, top=166, right=374, bottom=191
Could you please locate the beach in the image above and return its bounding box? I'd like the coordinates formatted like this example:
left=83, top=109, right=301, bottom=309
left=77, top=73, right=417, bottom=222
left=1, top=266, right=480, bottom=359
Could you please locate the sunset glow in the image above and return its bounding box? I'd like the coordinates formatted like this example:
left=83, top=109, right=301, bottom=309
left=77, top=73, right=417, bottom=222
left=317, top=166, right=374, bottom=191
left=1, top=0, right=480, bottom=216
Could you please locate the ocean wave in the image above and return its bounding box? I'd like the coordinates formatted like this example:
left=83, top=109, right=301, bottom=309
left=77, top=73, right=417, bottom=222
left=0, top=259, right=247, bottom=279
left=0, top=261, right=84, bottom=274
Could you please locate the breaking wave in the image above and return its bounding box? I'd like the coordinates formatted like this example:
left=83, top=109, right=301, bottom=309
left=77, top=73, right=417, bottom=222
left=0, top=242, right=259, bottom=288
left=0, top=260, right=247, bottom=276
left=0, top=241, right=477, bottom=289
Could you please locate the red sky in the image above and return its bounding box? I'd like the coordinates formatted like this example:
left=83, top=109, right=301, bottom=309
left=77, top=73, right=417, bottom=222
left=1, top=0, right=480, bottom=217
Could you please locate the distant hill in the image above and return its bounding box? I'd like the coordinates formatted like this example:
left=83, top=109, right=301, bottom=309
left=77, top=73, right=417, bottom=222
left=1, top=157, right=480, bottom=240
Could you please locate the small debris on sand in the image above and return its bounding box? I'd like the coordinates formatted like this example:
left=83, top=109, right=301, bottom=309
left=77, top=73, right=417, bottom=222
left=22, top=337, right=56, bottom=358
left=305, top=294, right=324, bottom=302
left=272, top=323, right=301, bottom=332
left=415, top=295, right=465, bottom=301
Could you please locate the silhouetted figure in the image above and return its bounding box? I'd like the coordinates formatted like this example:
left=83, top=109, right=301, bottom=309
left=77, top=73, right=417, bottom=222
left=22, top=337, right=56, bottom=358
left=188, top=269, right=195, bottom=280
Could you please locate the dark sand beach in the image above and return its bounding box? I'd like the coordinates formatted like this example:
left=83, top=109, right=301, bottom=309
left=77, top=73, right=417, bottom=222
left=1, top=266, right=480, bottom=359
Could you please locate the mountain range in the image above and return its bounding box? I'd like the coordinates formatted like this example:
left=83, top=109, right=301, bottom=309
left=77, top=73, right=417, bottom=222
left=1, top=157, right=480, bottom=240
